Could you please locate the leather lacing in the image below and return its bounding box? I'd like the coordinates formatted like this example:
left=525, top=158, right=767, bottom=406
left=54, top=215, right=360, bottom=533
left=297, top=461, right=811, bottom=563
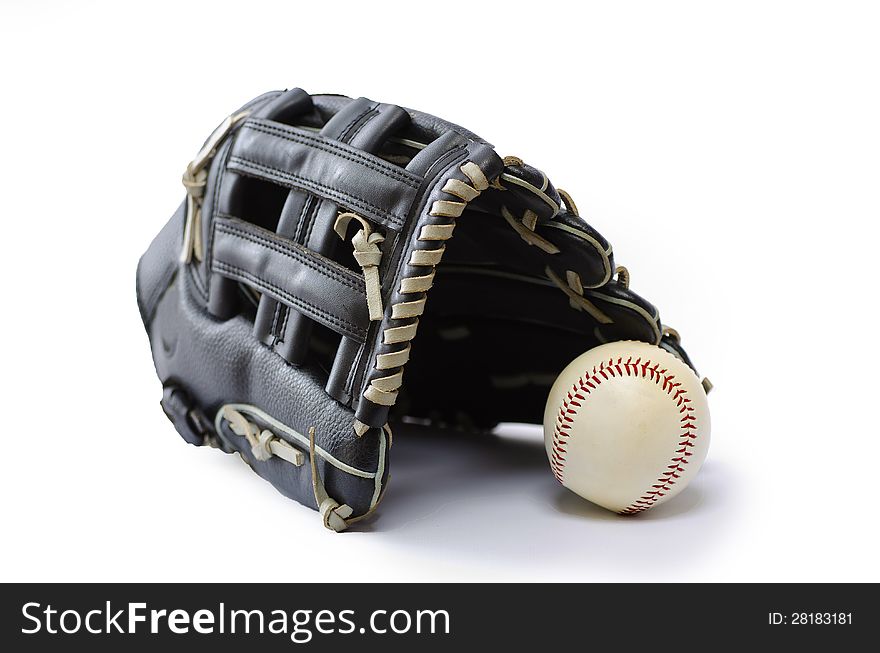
left=335, top=212, right=386, bottom=321
left=180, top=110, right=251, bottom=263
left=351, top=161, right=491, bottom=437
left=218, top=405, right=389, bottom=532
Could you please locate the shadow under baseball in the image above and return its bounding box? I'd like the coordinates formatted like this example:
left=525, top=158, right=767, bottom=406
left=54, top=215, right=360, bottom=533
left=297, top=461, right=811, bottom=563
left=363, top=421, right=738, bottom=578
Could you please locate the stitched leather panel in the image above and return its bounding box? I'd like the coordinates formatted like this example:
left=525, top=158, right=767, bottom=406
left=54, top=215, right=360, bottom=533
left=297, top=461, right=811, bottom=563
left=311, top=95, right=493, bottom=147
left=196, top=91, right=286, bottom=311
left=252, top=95, right=375, bottom=363
left=310, top=103, right=412, bottom=399
left=147, top=270, right=383, bottom=516
left=228, top=118, right=423, bottom=231
left=272, top=100, right=411, bottom=369
left=211, top=216, right=370, bottom=342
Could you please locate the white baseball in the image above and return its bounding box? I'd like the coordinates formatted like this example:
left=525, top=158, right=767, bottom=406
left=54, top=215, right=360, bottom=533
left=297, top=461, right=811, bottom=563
left=544, top=341, right=711, bottom=514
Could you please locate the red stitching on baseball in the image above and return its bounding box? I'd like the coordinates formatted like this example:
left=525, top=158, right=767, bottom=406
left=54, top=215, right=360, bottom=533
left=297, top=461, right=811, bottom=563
left=549, top=356, right=699, bottom=514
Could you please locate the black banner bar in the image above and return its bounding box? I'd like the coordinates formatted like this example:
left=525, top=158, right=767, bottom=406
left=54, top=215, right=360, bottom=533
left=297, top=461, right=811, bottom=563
left=1, top=583, right=873, bottom=650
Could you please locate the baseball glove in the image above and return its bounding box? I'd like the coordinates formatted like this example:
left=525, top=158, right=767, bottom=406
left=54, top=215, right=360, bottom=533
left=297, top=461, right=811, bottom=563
left=137, top=87, right=703, bottom=530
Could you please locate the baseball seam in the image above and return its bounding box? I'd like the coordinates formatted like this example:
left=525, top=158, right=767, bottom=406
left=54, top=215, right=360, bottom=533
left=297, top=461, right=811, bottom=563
left=549, top=356, right=697, bottom=515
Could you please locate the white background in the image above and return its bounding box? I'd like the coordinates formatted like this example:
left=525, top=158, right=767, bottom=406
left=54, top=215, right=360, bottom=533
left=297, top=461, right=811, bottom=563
left=1, top=0, right=878, bottom=582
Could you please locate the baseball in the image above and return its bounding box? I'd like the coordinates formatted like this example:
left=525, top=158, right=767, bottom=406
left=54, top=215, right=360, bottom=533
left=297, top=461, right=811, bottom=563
left=544, top=341, right=711, bottom=514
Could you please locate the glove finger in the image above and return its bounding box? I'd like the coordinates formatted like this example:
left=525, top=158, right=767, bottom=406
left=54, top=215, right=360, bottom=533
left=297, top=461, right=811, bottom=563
left=466, top=160, right=614, bottom=289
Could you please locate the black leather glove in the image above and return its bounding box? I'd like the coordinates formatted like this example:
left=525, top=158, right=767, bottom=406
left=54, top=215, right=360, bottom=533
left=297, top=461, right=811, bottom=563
left=137, top=88, right=699, bottom=530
